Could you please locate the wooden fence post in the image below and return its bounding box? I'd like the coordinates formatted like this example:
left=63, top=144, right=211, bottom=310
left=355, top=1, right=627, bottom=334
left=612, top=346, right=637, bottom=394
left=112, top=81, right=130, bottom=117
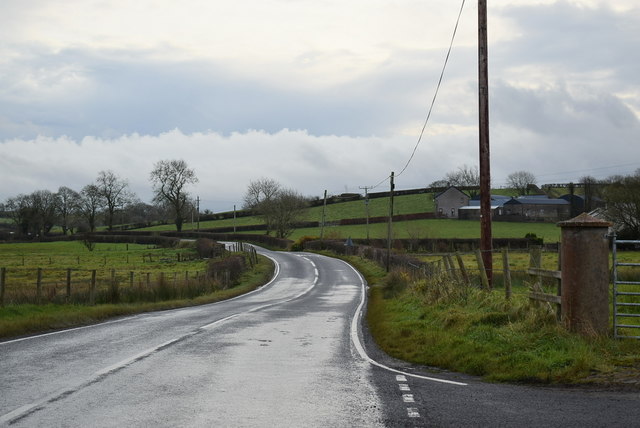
left=529, top=246, right=543, bottom=292
left=110, top=269, right=118, bottom=303
left=89, top=270, right=96, bottom=305
left=475, top=250, right=490, bottom=290
left=66, top=268, right=72, bottom=302
left=455, top=253, right=470, bottom=286
left=0, top=267, right=6, bottom=306
left=36, top=268, right=43, bottom=304
left=445, top=255, right=458, bottom=281
left=502, top=249, right=512, bottom=300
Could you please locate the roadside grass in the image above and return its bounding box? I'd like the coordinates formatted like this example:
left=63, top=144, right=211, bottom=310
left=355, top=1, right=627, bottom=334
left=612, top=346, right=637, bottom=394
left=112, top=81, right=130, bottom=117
left=0, top=255, right=274, bottom=339
left=329, top=251, right=640, bottom=385
left=366, top=273, right=640, bottom=384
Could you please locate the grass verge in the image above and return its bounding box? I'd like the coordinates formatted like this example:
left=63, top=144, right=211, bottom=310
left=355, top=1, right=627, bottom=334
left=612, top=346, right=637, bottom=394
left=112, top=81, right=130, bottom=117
left=318, top=250, right=640, bottom=386
left=0, top=256, right=274, bottom=339
left=366, top=270, right=640, bottom=385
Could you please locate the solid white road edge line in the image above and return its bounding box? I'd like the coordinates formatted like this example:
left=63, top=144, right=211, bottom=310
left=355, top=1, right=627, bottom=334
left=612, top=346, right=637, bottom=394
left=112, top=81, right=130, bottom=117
left=343, top=260, right=468, bottom=387
left=1, top=252, right=314, bottom=424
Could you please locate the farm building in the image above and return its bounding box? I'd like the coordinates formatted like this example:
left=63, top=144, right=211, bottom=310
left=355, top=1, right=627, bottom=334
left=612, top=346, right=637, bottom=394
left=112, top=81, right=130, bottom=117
left=458, top=194, right=511, bottom=220
left=501, top=196, right=570, bottom=222
left=434, top=186, right=469, bottom=218
left=559, top=194, right=606, bottom=217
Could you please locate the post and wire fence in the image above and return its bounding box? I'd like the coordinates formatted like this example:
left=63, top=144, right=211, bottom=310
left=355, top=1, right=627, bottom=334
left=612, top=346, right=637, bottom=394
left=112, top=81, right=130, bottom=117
left=0, top=243, right=260, bottom=306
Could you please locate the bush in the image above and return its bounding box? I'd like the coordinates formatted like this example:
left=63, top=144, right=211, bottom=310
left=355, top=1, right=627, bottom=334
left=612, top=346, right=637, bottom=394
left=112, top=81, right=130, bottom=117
left=208, top=255, right=247, bottom=287
left=195, top=238, right=224, bottom=258
left=291, top=235, right=318, bottom=252
left=525, top=233, right=543, bottom=245
left=382, top=269, right=411, bottom=298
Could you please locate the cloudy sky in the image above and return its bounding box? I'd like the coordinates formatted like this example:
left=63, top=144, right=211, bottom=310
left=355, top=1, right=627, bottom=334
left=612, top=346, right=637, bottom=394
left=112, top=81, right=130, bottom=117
left=1, top=0, right=638, bottom=212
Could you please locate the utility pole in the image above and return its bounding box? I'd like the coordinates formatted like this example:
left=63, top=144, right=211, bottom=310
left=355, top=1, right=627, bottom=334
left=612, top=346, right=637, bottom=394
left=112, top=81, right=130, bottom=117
left=359, top=186, right=371, bottom=241
left=320, top=190, right=327, bottom=239
left=196, top=196, right=200, bottom=232
left=386, top=172, right=395, bottom=272
left=478, top=0, right=493, bottom=286
left=233, top=204, right=237, bottom=233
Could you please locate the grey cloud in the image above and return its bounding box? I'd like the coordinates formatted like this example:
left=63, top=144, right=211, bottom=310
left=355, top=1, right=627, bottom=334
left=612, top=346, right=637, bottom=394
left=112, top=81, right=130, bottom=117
left=0, top=45, right=452, bottom=141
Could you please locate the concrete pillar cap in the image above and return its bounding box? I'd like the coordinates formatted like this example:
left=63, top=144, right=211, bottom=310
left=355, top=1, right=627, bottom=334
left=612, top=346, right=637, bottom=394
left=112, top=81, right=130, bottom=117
left=557, top=212, right=612, bottom=228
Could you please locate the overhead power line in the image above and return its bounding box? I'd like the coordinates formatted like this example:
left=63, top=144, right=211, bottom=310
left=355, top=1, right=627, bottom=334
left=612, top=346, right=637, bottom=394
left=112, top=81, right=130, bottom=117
left=366, top=0, right=466, bottom=191
left=395, top=0, right=467, bottom=179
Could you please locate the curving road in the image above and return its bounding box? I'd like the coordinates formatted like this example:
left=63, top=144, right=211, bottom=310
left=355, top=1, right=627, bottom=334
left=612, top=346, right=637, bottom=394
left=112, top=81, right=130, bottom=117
left=1, top=247, right=639, bottom=427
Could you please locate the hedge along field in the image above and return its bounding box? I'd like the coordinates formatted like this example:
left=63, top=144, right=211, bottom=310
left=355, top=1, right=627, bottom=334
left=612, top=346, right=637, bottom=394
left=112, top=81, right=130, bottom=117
left=0, top=241, right=210, bottom=305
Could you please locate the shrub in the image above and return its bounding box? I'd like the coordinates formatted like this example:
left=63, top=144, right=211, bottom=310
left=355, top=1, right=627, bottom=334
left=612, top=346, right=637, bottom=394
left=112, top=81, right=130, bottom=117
left=208, top=255, right=247, bottom=287
left=383, top=269, right=411, bottom=298
left=195, top=238, right=224, bottom=258
left=525, top=233, right=544, bottom=245
left=291, top=235, right=318, bottom=252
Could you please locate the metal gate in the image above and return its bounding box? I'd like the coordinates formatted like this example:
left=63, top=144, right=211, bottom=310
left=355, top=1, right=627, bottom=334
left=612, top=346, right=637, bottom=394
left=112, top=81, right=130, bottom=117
left=612, top=237, right=640, bottom=339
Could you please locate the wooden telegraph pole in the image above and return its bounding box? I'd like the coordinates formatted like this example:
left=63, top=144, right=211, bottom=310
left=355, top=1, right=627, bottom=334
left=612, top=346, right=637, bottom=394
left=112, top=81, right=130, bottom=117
left=386, top=172, right=395, bottom=272
left=478, top=0, right=493, bottom=286
left=359, top=186, right=371, bottom=241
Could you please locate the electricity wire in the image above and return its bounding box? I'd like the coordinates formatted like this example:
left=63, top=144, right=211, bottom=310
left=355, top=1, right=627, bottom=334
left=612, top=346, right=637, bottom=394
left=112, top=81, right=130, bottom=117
left=396, top=0, right=466, bottom=179
left=367, top=0, right=466, bottom=191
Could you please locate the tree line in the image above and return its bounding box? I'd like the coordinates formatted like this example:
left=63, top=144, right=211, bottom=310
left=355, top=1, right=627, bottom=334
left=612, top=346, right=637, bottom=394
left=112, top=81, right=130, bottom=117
left=2, top=159, right=199, bottom=236
left=3, top=162, right=640, bottom=240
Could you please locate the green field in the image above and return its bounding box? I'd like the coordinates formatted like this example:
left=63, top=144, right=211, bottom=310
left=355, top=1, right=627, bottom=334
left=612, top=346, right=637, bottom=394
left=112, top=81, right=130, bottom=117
left=137, top=192, right=563, bottom=242
left=0, top=241, right=211, bottom=305
left=289, top=219, right=561, bottom=242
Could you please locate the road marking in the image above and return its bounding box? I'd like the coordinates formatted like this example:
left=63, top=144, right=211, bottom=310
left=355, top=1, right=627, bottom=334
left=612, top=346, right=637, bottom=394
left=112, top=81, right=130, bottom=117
left=343, top=260, right=468, bottom=387
left=402, top=394, right=415, bottom=403
left=1, top=250, right=319, bottom=424
left=0, top=316, right=138, bottom=346
left=396, top=375, right=407, bottom=382
left=399, top=384, right=411, bottom=391
left=407, top=408, right=421, bottom=418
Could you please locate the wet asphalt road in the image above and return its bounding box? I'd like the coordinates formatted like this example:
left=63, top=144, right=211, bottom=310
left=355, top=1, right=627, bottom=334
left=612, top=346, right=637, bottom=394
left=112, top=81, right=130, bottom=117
left=2, top=247, right=640, bottom=427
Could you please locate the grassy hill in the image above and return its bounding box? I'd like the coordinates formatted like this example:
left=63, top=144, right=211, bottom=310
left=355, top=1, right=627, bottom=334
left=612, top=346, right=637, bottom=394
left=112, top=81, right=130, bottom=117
left=138, top=190, right=561, bottom=242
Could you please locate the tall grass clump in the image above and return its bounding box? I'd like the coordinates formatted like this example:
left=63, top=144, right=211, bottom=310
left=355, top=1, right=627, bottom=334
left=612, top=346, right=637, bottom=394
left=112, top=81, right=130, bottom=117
left=367, top=269, right=640, bottom=384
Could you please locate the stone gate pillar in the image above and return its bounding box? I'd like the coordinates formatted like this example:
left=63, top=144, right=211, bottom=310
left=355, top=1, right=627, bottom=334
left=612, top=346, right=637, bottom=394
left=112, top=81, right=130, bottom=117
left=558, top=213, right=612, bottom=336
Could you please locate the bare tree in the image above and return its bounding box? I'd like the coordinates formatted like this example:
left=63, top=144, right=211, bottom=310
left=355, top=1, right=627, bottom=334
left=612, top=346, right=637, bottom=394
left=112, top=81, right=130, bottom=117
left=78, top=184, right=103, bottom=232
left=603, top=169, right=640, bottom=238
left=243, top=178, right=281, bottom=209
left=5, top=194, right=32, bottom=236
left=96, top=170, right=132, bottom=231
left=243, top=178, right=281, bottom=234
left=150, top=159, right=198, bottom=232
left=507, top=170, right=537, bottom=195
left=5, top=191, right=57, bottom=237
left=443, top=165, right=480, bottom=196
left=579, top=175, right=602, bottom=212
left=56, top=186, right=80, bottom=235
left=243, top=179, right=307, bottom=237
left=267, top=188, right=308, bottom=239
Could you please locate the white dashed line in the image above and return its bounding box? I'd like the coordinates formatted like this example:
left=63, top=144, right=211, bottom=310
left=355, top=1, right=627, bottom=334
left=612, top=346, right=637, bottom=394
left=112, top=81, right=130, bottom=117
left=402, top=394, right=415, bottom=403
left=344, top=261, right=468, bottom=386
left=407, top=408, right=421, bottom=418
